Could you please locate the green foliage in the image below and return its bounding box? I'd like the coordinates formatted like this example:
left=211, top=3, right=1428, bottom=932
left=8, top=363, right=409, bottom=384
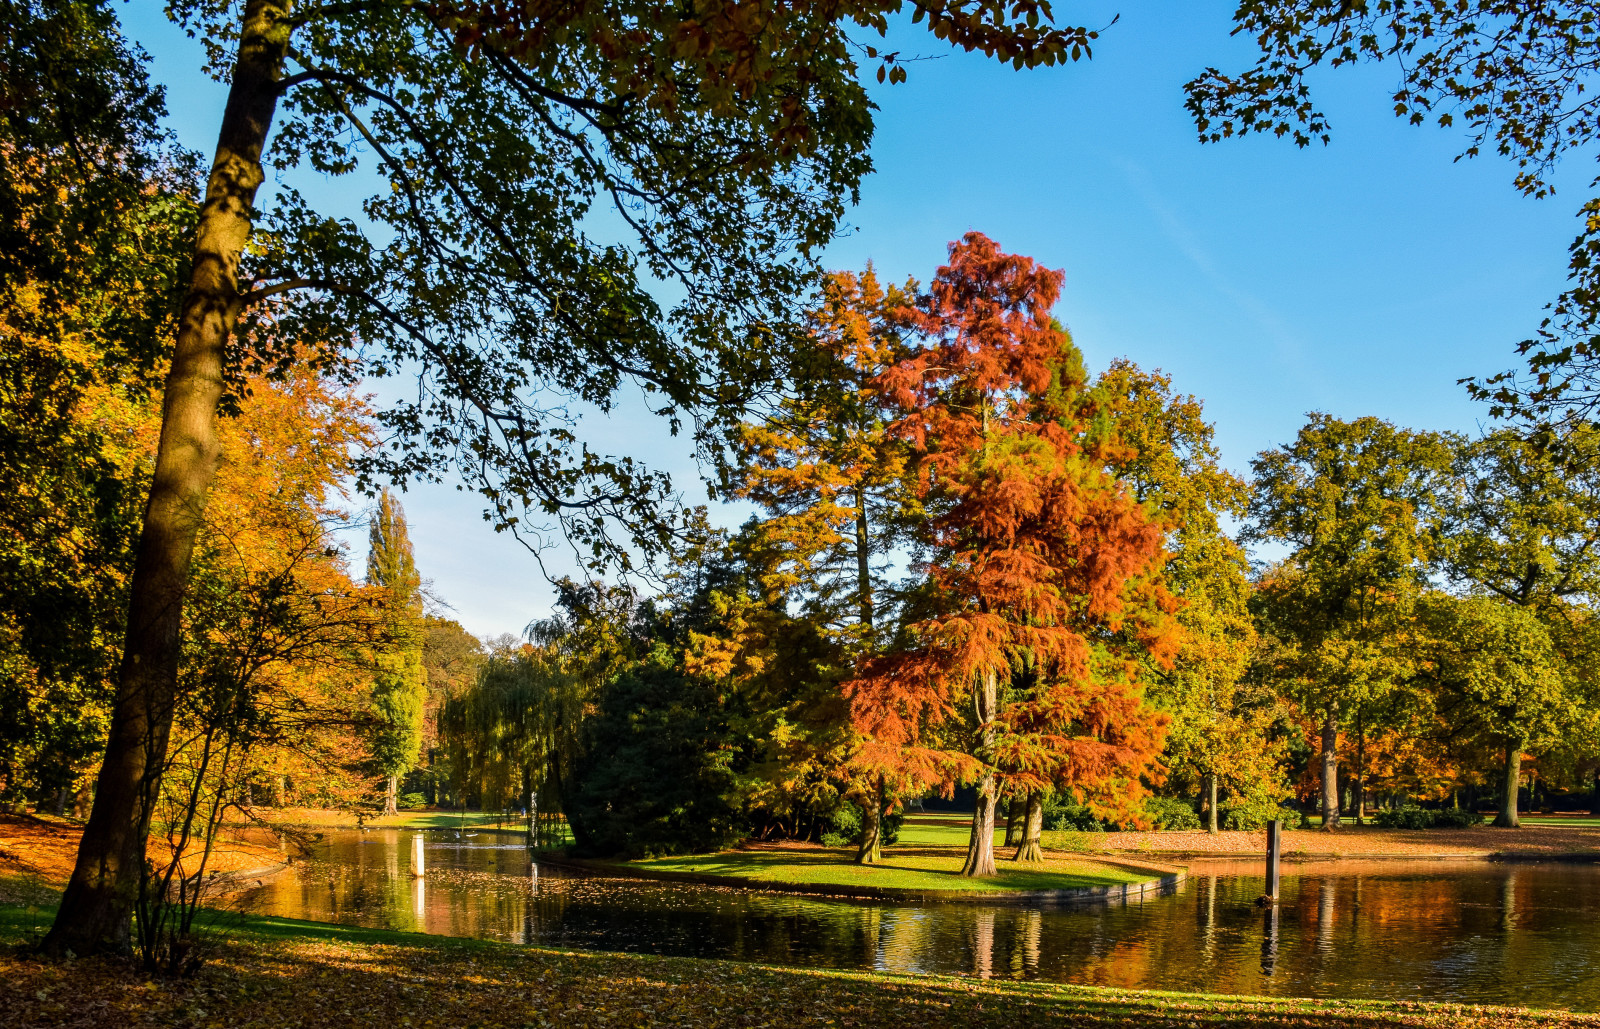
left=1220, top=800, right=1306, bottom=831
left=1143, top=796, right=1201, bottom=831
left=1373, top=806, right=1485, bottom=830
left=0, top=0, right=198, bottom=805
left=1044, top=799, right=1107, bottom=833
left=367, top=490, right=425, bottom=783
left=819, top=803, right=902, bottom=848
left=396, top=792, right=428, bottom=810
left=568, top=652, right=747, bottom=858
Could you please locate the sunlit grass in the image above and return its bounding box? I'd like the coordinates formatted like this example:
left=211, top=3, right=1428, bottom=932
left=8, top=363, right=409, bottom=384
left=627, top=848, right=1149, bottom=892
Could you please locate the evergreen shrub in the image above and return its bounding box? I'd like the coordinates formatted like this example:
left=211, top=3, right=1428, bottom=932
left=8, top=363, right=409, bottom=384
left=1143, top=796, right=1201, bottom=830
left=1373, top=806, right=1484, bottom=829
left=1221, top=800, right=1306, bottom=831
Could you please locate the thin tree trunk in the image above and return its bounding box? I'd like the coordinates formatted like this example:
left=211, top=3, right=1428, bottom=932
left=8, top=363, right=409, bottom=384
left=1206, top=774, right=1219, bottom=834
left=1496, top=740, right=1523, bottom=829
left=384, top=773, right=399, bottom=816
left=1354, top=708, right=1366, bottom=826
left=1320, top=710, right=1341, bottom=830
left=1013, top=790, right=1044, bottom=862
left=43, top=0, right=291, bottom=957
left=962, top=669, right=998, bottom=877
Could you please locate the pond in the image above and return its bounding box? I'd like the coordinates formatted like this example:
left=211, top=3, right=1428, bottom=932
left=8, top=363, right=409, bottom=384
left=235, top=828, right=1600, bottom=1012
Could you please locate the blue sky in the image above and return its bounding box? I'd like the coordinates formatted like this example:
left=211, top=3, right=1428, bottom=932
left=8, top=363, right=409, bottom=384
left=121, top=2, right=1583, bottom=638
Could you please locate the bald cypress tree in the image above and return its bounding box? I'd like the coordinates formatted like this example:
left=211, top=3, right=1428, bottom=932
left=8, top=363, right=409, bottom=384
left=368, top=490, right=425, bottom=816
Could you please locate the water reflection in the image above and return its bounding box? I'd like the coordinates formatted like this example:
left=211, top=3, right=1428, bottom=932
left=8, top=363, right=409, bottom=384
left=236, top=830, right=1600, bottom=1011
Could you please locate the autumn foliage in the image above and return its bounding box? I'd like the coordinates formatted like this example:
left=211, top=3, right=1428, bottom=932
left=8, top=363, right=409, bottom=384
left=845, top=233, right=1178, bottom=873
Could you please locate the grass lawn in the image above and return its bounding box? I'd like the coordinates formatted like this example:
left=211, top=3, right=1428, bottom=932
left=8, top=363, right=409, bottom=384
left=0, top=886, right=1587, bottom=1028
left=627, top=848, right=1153, bottom=892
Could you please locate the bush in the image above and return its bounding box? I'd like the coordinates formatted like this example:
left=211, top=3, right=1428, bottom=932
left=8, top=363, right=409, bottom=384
left=1373, top=806, right=1484, bottom=829
left=1143, top=796, right=1201, bottom=831
left=1221, top=800, right=1306, bottom=831
left=820, top=803, right=904, bottom=849
left=1045, top=802, right=1107, bottom=832
left=397, top=792, right=428, bottom=810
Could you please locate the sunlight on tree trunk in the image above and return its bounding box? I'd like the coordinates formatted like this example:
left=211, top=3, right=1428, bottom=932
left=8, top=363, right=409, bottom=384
left=1013, top=790, right=1044, bottom=863
left=1320, top=711, right=1341, bottom=830
left=961, top=670, right=998, bottom=877
left=1206, top=774, right=1219, bottom=834
left=43, top=0, right=290, bottom=957
left=856, top=781, right=883, bottom=865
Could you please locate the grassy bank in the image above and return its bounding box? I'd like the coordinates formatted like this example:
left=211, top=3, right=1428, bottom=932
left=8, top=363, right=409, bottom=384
left=628, top=849, right=1153, bottom=893
left=1, top=889, right=1590, bottom=1028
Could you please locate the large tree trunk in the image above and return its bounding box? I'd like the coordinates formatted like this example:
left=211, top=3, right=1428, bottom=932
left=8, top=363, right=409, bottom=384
left=1320, top=710, right=1341, bottom=830
left=41, top=0, right=291, bottom=957
left=1013, top=790, right=1044, bottom=863
left=961, top=669, right=998, bottom=877
left=1205, top=773, right=1219, bottom=834
left=1496, top=740, right=1523, bottom=829
left=856, top=779, right=884, bottom=865
left=384, top=773, right=400, bottom=816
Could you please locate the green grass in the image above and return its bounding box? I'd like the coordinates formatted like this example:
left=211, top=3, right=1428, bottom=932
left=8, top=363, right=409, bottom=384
left=627, top=848, right=1150, bottom=892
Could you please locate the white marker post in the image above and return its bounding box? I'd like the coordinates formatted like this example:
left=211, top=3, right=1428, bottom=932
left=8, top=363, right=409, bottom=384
left=411, top=831, right=426, bottom=878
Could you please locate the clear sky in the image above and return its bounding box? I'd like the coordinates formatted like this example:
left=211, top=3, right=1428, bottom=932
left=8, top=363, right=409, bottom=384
left=121, top=2, right=1585, bottom=639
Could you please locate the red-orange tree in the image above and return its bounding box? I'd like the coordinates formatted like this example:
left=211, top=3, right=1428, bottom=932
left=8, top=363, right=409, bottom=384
left=846, top=233, right=1178, bottom=875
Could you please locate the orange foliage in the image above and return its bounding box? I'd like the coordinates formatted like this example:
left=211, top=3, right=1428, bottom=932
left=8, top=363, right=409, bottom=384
left=846, top=233, right=1178, bottom=822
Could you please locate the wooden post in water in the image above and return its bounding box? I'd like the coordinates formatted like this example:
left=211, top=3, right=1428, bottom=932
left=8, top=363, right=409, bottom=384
left=1265, top=819, right=1282, bottom=901
left=411, top=832, right=425, bottom=878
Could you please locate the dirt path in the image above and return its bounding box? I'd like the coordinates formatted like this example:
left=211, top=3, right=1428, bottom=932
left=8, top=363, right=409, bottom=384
left=1065, top=820, right=1600, bottom=859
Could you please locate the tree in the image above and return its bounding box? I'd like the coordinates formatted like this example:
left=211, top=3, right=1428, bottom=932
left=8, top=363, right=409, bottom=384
left=43, top=0, right=1109, bottom=952
left=367, top=490, right=425, bottom=816
left=848, top=233, right=1177, bottom=875
left=1248, top=415, right=1458, bottom=827
left=0, top=0, right=196, bottom=815
left=1417, top=595, right=1585, bottom=827
left=1091, top=362, right=1287, bottom=833
left=1183, top=0, right=1600, bottom=433
left=735, top=265, right=919, bottom=863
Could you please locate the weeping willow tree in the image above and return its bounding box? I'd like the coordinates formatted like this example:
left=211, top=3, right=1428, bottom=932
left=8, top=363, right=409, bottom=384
left=438, top=632, right=589, bottom=845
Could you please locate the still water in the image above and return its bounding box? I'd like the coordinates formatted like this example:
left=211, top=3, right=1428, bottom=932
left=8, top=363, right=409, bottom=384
left=236, top=829, right=1600, bottom=1011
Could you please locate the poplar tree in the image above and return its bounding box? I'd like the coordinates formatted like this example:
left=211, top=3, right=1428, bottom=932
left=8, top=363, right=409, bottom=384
left=367, top=489, right=424, bottom=816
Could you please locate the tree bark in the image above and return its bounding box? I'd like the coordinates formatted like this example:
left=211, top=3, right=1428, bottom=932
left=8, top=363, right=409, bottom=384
left=856, top=781, right=883, bottom=865
left=1591, top=769, right=1600, bottom=818
left=1013, top=790, right=1044, bottom=863
left=42, top=0, right=292, bottom=957
left=1496, top=740, right=1523, bottom=829
left=1354, top=708, right=1366, bottom=826
left=1003, top=797, right=1022, bottom=847
left=1320, top=710, right=1341, bottom=830
left=384, top=773, right=399, bottom=816
left=961, top=669, right=998, bottom=877
left=1205, top=774, right=1219, bottom=834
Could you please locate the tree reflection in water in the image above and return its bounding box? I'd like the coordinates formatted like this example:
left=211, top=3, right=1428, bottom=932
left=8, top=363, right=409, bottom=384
left=240, top=832, right=1600, bottom=1012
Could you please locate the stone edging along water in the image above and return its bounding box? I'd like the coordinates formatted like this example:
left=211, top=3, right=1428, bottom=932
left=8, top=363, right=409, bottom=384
left=538, top=855, right=1187, bottom=906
